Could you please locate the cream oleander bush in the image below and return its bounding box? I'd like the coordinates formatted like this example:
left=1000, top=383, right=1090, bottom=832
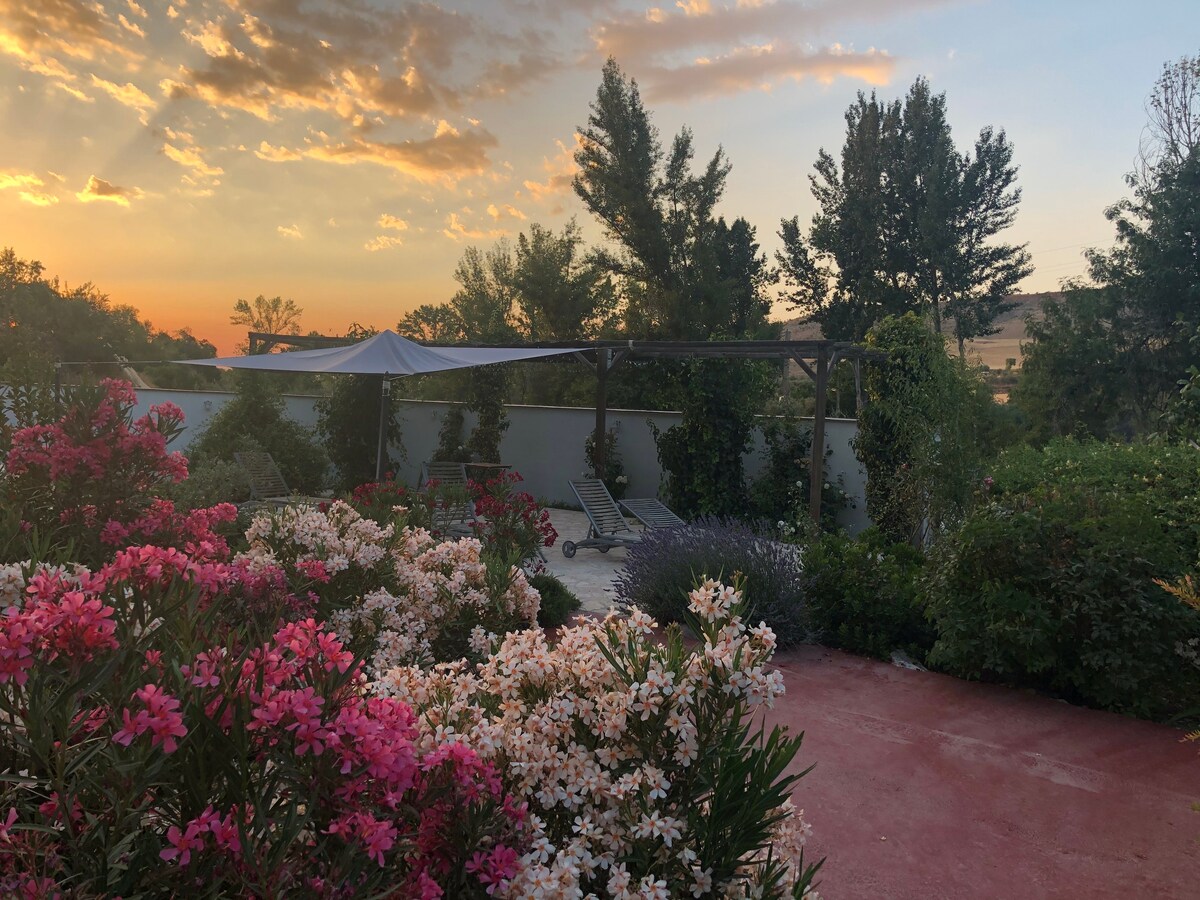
left=379, top=578, right=822, bottom=899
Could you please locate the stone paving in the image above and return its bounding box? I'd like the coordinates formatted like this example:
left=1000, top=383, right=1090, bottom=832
left=541, top=507, right=632, bottom=615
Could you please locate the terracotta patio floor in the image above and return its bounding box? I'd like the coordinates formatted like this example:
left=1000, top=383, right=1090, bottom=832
left=765, top=645, right=1199, bottom=899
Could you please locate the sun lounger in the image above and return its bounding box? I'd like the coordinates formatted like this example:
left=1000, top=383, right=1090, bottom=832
left=619, top=497, right=685, bottom=530
left=562, top=479, right=642, bottom=558
left=233, top=451, right=325, bottom=509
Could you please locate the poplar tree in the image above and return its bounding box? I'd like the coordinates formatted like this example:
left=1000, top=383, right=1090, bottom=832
left=778, top=78, right=1031, bottom=352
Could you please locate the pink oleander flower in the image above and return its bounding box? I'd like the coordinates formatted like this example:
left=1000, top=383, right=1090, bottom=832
left=160, top=822, right=204, bottom=866
left=466, top=844, right=520, bottom=895
left=0, top=807, right=17, bottom=842
left=112, top=683, right=187, bottom=754
left=0, top=609, right=36, bottom=686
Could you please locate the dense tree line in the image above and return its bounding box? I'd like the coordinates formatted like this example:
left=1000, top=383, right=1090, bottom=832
left=0, top=248, right=221, bottom=392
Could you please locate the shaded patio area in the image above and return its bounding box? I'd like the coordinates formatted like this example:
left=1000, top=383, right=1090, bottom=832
left=542, top=510, right=1198, bottom=898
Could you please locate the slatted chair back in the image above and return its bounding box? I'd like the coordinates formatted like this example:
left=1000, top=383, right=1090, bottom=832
left=234, top=451, right=292, bottom=501
left=619, top=498, right=685, bottom=529
left=422, top=462, right=473, bottom=532
left=422, top=461, right=469, bottom=487
left=569, top=479, right=637, bottom=538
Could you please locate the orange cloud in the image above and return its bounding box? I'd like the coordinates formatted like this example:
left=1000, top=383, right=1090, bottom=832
left=90, top=74, right=154, bottom=122
left=277, top=223, right=303, bottom=239
left=364, top=234, right=403, bottom=252
left=163, top=142, right=223, bottom=178
left=0, top=0, right=142, bottom=66
left=487, top=203, right=527, bottom=222
left=76, top=174, right=141, bottom=206
left=522, top=136, right=582, bottom=208
left=54, top=81, right=93, bottom=103
left=646, top=44, right=895, bottom=102
left=0, top=170, right=59, bottom=206
left=378, top=214, right=409, bottom=231
left=254, top=141, right=303, bottom=162
left=592, top=0, right=934, bottom=98
left=117, top=13, right=144, bottom=39
left=443, top=211, right=506, bottom=242
left=301, top=125, right=498, bottom=183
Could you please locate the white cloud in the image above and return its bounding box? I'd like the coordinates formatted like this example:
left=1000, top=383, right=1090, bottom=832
left=277, top=223, right=303, bottom=239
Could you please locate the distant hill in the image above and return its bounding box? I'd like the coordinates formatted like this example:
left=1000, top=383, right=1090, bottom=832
left=779, top=292, right=1060, bottom=369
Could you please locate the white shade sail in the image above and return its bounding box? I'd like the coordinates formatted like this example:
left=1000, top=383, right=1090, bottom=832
left=176, top=329, right=585, bottom=375
left=173, top=329, right=589, bottom=482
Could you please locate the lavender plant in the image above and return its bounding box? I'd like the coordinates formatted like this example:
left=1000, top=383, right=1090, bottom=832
left=615, top=518, right=810, bottom=646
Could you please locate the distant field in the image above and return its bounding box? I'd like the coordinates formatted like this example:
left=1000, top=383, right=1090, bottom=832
left=780, top=293, right=1053, bottom=370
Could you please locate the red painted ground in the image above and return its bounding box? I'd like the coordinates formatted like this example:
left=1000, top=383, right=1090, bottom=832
left=765, top=646, right=1199, bottom=899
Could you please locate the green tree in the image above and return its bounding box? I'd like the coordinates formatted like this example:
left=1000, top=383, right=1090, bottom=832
left=1015, top=55, right=1200, bottom=439
left=573, top=59, right=776, bottom=514
left=513, top=219, right=617, bottom=341
left=856, top=314, right=989, bottom=545
left=395, top=303, right=463, bottom=343
left=509, top=220, right=616, bottom=406
left=397, top=243, right=519, bottom=463
left=1011, top=288, right=1146, bottom=440
left=574, top=58, right=741, bottom=341
left=230, top=295, right=304, bottom=353
left=778, top=78, right=1031, bottom=349
left=0, top=248, right=221, bottom=397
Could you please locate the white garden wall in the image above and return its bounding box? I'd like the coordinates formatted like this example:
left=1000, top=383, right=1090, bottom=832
left=130, top=389, right=870, bottom=533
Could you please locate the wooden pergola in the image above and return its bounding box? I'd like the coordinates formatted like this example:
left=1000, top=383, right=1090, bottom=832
left=247, top=332, right=885, bottom=523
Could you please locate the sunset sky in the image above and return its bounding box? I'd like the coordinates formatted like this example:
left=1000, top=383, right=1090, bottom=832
left=2, top=0, right=1197, bottom=353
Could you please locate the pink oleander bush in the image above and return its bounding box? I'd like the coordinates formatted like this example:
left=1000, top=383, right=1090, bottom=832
left=1, top=379, right=190, bottom=565
left=0, top=550, right=529, bottom=898
left=379, top=578, right=823, bottom=899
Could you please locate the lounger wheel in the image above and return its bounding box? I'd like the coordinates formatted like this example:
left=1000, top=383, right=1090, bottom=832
left=562, top=541, right=577, bottom=558
left=598, top=546, right=610, bottom=553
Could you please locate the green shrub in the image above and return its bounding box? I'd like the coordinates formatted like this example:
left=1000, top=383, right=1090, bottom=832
left=988, top=439, right=1200, bottom=558
left=165, top=457, right=252, bottom=511
left=584, top=427, right=627, bottom=500
left=924, top=487, right=1200, bottom=720
left=803, top=529, right=933, bottom=661
left=748, top=417, right=812, bottom=523
left=189, top=373, right=329, bottom=493
left=529, top=571, right=582, bottom=628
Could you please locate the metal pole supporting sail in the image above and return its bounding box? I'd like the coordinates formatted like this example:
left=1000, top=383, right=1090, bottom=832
left=375, top=375, right=391, bottom=483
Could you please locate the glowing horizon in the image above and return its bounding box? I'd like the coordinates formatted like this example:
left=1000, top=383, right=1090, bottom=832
left=3, top=0, right=1196, bottom=354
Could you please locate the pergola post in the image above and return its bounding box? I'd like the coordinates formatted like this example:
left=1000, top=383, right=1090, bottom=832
left=593, top=348, right=610, bottom=479
left=809, top=345, right=829, bottom=524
